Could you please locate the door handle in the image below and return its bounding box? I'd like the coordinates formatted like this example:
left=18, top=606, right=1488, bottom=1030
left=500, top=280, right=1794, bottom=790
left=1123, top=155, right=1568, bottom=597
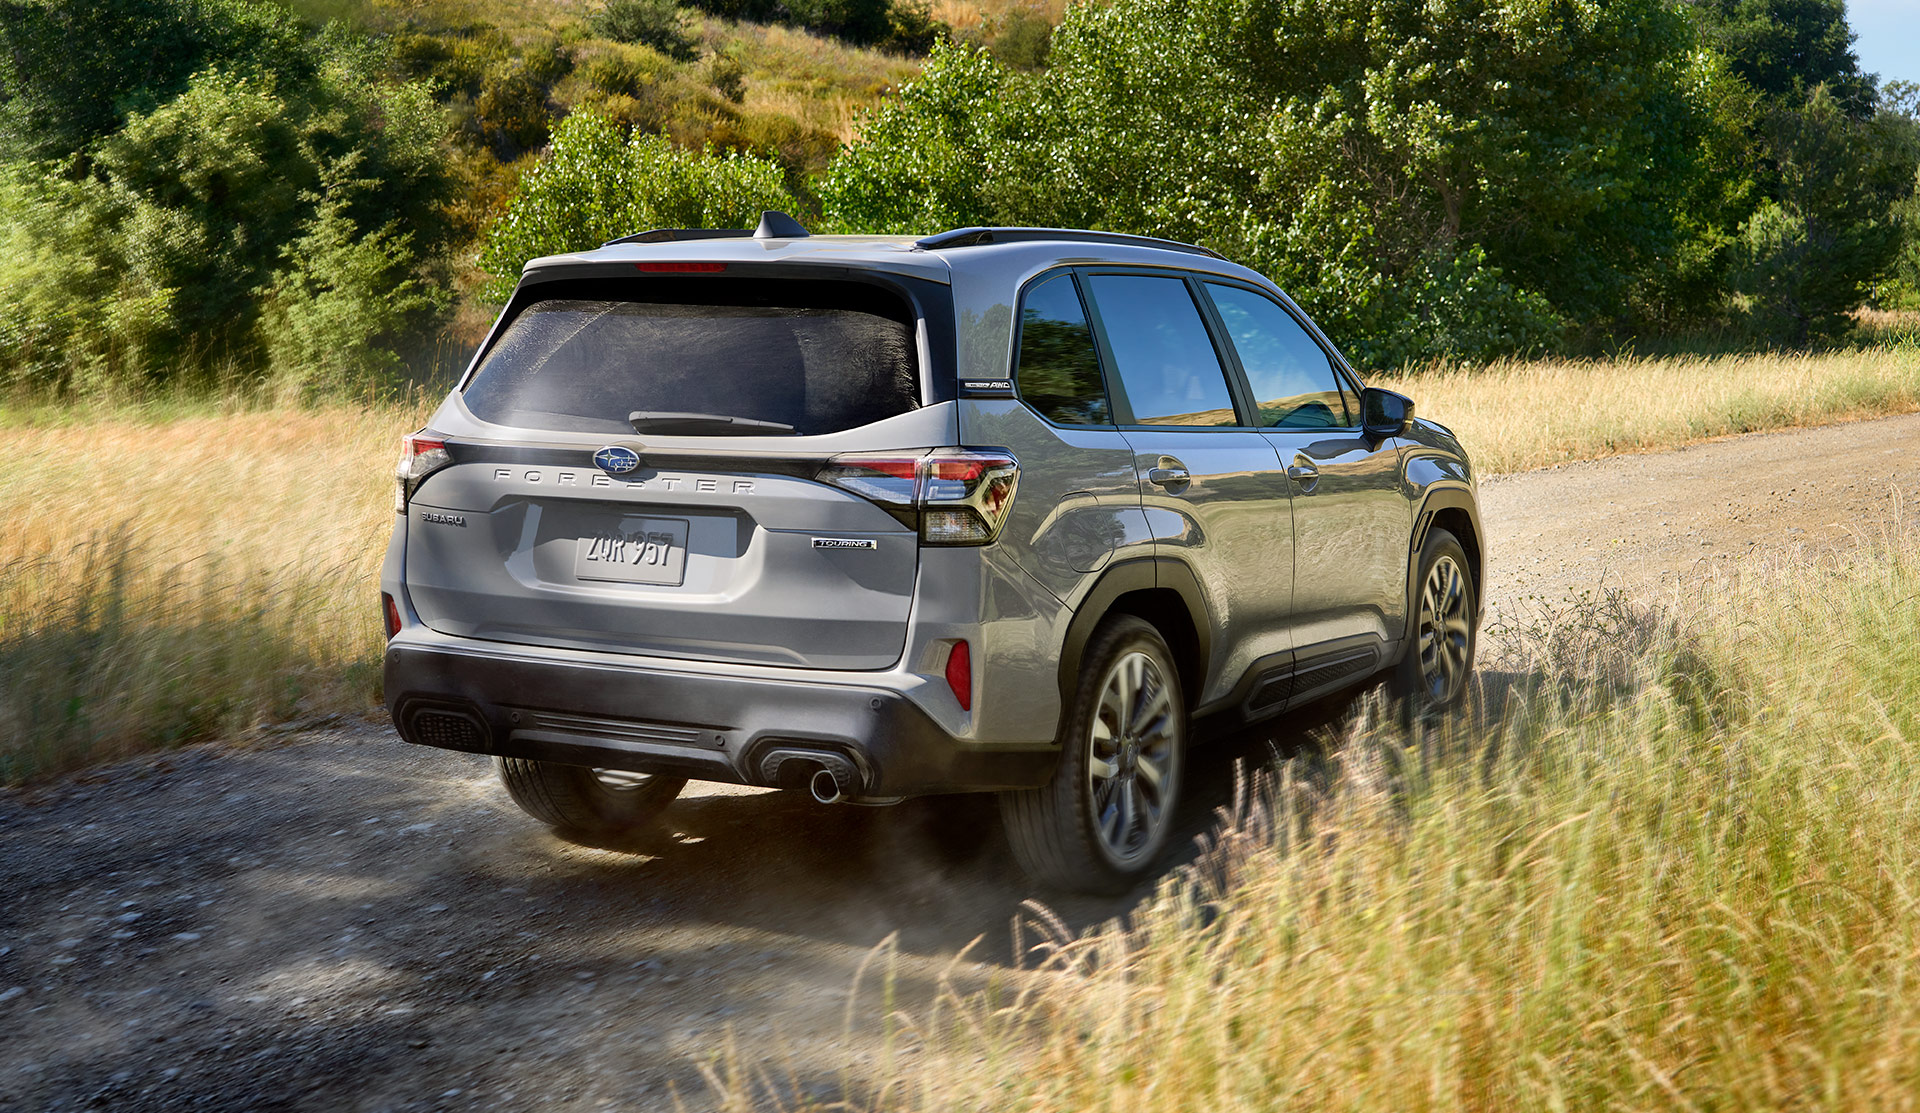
left=1147, top=466, right=1191, bottom=488
left=1287, top=461, right=1320, bottom=488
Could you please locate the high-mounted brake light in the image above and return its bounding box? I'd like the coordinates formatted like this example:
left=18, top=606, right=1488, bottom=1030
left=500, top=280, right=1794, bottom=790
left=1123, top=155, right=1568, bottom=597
left=816, top=449, right=1019, bottom=545
left=394, top=429, right=453, bottom=512
left=635, top=262, right=728, bottom=273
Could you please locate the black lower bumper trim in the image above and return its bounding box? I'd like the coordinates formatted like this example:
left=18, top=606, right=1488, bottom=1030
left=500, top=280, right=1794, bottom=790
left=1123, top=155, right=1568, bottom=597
left=384, top=643, right=1057, bottom=796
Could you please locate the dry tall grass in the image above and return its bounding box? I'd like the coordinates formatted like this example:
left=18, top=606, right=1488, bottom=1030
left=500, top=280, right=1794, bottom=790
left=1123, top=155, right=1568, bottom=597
left=0, top=402, right=428, bottom=780
left=1380, top=343, right=1920, bottom=474
left=719, top=527, right=1920, bottom=1110
left=2, top=346, right=1916, bottom=782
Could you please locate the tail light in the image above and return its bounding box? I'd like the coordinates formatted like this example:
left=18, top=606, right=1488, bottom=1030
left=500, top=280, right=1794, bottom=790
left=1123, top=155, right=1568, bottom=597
left=816, top=449, right=1019, bottom=545
left=944, top=640, right=972, bottom=711
left=382, top=593, right=402, bottom=639
left=394, top=429, right=452, bottom=511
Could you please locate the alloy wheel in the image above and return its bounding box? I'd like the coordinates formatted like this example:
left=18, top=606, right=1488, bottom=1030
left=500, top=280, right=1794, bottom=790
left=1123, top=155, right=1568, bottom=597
left=1417, top=554, right=1472, bottom=702
left=1085, top=650, right=1179, bottom=865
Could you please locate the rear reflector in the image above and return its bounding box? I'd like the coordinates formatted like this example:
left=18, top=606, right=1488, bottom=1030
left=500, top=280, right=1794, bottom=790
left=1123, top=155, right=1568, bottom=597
left=635, top=262, right=728, bottom=273
left=945, top=640, right=972, bottom=711
left=382, top=593, right=401, bottom=638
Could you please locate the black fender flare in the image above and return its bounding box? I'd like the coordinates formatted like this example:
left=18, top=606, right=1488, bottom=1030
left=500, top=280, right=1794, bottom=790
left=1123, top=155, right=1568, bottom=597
left=1055, top=557, right=1213, bottom=708
left=1402, top=483, right=1483, bottom=648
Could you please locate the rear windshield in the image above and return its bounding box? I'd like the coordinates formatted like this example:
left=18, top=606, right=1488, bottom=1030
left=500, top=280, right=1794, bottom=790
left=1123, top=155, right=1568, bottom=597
left=463, top=280, right=921, bottom=436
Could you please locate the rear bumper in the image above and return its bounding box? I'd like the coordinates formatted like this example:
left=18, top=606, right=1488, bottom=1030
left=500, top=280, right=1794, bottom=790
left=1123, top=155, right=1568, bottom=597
left=383, top=634, right=1058, bottom=797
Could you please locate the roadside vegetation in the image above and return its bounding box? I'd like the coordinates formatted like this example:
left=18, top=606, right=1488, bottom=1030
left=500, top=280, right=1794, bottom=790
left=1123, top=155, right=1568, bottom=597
left=4, top=0, right=1920, bottom=402
left=741, top=526, right=1920, bottom=1110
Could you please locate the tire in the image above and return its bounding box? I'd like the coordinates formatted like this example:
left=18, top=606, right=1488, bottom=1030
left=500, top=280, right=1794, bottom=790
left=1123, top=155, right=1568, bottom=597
left=1392, top=527, right=1477, bottom=713
left=999, top=615, right=1187, bottom=895
left=494, top=757, right=685, bottom=835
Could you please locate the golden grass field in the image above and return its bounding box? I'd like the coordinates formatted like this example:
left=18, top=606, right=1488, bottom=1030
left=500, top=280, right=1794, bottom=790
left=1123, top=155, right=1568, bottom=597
left=1, top=344, right=1915, bottom=783
left=708, top=535, right=1920, bottom=1110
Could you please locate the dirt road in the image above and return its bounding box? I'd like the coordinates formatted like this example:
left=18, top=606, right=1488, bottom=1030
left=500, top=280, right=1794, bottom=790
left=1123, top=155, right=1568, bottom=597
left=5, top=413, right=1918, bottom=1112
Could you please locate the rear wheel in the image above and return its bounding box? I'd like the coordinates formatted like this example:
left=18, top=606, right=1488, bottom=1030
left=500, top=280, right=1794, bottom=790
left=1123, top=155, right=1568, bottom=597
left=1392, top=528, right=1477, bottom=712
left=495, top=758, right=685, bottom=835
left=1000, top=615, right=1187, bottom=895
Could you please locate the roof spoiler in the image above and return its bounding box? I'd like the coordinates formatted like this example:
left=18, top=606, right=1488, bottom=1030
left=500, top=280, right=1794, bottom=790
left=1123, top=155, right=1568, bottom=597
left=603, top=211, right=813, bottom=247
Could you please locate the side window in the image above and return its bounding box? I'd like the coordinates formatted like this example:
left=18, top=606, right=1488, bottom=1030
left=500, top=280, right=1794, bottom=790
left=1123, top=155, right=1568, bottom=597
left=1205, top=283, right=1351, bottom=429
left=1014, top=273, right=1112, bottom=426
left=1083, top=274, right=1239, bottom=427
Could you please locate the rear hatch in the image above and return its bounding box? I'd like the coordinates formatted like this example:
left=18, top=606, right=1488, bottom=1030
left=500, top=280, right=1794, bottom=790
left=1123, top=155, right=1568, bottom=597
left=401, top=274, right=949, bottom=670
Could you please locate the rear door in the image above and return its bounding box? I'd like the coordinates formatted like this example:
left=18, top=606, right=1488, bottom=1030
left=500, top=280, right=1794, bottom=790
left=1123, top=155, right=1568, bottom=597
left=1078, top=271, right=1297, bottom=708
left=403, top=277, right=939, bottom=671
left=1199, top=281, right=1411, bottom=653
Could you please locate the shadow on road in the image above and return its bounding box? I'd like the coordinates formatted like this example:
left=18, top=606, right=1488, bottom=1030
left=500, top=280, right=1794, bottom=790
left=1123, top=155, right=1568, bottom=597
left=544, top=692, right=1357, bottom=964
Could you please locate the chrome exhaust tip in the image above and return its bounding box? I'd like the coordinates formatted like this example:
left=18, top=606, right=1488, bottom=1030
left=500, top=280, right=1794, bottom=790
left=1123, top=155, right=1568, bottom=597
left=809, top=767, right=846, bottom=805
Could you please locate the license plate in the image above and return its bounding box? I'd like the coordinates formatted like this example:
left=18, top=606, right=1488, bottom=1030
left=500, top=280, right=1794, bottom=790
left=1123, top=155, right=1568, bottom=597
left=574, top=517, right=690, bottom=586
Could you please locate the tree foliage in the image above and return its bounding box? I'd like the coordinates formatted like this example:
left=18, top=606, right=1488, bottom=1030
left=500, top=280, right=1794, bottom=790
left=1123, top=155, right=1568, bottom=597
left=0, top=3, right=453, bottom=395
left=476, top=111, right=796, bottom=302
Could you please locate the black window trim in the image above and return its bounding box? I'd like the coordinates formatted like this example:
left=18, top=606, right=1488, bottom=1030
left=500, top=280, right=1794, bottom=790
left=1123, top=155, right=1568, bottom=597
left=1007, top=266, right=1119, bottom=430
left=1075, top=265, right=1259, bottom=432
left=1197, top=276, right=1365, bottom=433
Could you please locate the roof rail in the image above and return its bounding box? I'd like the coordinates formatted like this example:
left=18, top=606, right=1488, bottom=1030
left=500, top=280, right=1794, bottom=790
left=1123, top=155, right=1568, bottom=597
left=601, top=228, right=754, bottom=247
left=913, top=226, right=1225, bottom=260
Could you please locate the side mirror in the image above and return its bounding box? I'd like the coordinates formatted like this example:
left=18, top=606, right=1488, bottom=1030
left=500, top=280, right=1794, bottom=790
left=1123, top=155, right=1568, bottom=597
left=1362, top=387, right=1413, bottom=440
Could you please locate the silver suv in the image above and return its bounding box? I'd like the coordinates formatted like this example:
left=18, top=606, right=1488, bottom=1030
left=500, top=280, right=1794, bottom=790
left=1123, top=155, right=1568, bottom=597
left=381, top=214, right=1483, bottom=893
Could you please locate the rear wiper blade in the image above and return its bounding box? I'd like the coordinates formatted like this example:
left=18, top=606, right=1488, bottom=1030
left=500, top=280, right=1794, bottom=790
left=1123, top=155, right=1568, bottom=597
left=627, top=411, right=797, bottom=435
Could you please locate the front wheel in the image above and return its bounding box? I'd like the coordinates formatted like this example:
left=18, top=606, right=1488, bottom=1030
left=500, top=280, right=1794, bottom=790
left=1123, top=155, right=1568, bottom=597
left=495, top=757, right=685, bottom=836
left=999, top=615, right=1187, bottom=895
left=1392, top=527, right=1477, bottom=712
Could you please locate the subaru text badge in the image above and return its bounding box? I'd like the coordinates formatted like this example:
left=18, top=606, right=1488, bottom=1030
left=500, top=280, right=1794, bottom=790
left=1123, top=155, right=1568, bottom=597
left=594, top=445, right=642, bottom=475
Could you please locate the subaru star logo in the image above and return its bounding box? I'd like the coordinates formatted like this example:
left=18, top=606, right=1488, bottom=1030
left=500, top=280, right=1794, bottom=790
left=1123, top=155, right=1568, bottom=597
left=593, top=445, right=641, bottom=475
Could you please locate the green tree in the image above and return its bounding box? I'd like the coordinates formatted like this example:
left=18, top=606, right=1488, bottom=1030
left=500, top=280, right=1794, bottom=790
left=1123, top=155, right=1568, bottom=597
left=477, top=111, right=795, bottom=302
left=0, top=27, right=453, bottom=394
left=825, top=0, right=1704, bottom=364
left=1733, top=86, right=1919, bottom=342
left=1685, top=0, right=1872, bottom=112
left=0, top=0, right=309, bottom=162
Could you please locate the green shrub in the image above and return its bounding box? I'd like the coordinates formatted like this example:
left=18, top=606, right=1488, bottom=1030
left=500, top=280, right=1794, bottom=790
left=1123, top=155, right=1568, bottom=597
left=882, top=0, right=948, bottom=55
left=0, top=0, right=311, bottom=161
left=988, top=6, right=1050, bottom=69
left=476, top=111, right=796, bottom=302
left=589, top=0, right=701, bottom=63
left=261, top=203, right=446, bottom=399
left=0, top=23, right=454, bottom=397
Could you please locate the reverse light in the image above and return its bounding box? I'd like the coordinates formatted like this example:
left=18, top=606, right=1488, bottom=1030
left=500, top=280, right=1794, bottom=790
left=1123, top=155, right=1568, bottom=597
left=394, top=429, right=453, bottom=511
left=816, top=449, right=1019, bottom=545
left=945, top=640, right=972, bottom=711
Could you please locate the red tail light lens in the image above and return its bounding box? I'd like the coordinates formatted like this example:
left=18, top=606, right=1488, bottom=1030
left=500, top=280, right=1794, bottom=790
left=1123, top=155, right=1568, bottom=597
left=945, top=640, right=972, bottom=711
left=382, top=593, right=402, bottom=639
left=816, top=449, right=1019, bottom=546
left=394, top=429, right=453, bottom=511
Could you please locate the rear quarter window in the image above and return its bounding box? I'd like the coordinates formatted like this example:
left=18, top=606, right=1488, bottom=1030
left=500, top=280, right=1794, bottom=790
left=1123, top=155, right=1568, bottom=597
left=463, top=279, right=921, bottom=436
